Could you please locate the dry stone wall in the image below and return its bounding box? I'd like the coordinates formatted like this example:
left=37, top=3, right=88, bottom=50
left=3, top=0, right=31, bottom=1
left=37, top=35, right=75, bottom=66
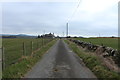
left=68, top=39, right=120, bottom=67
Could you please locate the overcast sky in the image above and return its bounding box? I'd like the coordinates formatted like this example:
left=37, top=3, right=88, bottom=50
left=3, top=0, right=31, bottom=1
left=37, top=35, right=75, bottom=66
left=1, top=0, right=119, bottom=37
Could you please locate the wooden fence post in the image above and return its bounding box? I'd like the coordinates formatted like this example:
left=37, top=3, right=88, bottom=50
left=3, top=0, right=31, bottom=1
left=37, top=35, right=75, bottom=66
left=42, top=38, right=43, bottom=47
left=43, top=38, right=44, bottom=47
left=31, top=41, right=33, bottom=54
left=2, top=46, right=5, bottom=70
left=23, top=42, right=25, bottom=56
left=44, top=39, right=45, bottom=45
left=37, top=41, right=39, bottom=49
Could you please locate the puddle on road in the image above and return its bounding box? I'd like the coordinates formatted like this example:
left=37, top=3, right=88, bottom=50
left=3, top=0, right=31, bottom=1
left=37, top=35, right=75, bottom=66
left=53, top=68, right=59, bottom=72
left=69, top=51, right=73, bottom=52
left=53, top=65, right=71, bottom=72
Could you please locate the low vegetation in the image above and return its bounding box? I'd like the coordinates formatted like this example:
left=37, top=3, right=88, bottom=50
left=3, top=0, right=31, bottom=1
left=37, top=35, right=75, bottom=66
left=74, top=38, right=118, bottom=49
left=64, top=40, right=120, bottom=80
left=2, top=39, right=56, bottom=78
left=2, top=38, right=52, bottom=68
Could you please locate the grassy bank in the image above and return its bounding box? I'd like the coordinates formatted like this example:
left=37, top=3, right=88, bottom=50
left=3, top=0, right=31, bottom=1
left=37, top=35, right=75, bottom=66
left=64, top=40, right=120, bottom=80
left=3, top=39, right=56, bottom=78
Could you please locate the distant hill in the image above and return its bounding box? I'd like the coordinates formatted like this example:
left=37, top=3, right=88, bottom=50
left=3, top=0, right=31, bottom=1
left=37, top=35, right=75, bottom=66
left=0, top=34, right=37, bottom=38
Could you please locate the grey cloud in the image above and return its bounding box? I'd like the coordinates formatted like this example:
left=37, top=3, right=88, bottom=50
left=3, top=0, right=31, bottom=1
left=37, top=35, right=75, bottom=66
left=2, top=2, right=118, bottom=37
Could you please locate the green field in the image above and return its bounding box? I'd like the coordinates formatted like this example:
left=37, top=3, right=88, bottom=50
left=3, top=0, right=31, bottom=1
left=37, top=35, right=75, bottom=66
left=74, top=38, right=118, bottom=49
left=2, top=38, right=53, bottom=69
left=2, top=39, right=56, bottom=78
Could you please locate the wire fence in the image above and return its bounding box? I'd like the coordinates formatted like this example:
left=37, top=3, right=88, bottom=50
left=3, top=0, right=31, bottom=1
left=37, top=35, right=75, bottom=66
left=1, top=38, right=53, bottom=70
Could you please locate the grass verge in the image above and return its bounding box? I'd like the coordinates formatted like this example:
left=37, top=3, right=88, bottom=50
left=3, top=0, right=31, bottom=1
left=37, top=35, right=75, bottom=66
left=64, top=40, right=120, bottom=80
left=2, top=39, right=56, bottom=78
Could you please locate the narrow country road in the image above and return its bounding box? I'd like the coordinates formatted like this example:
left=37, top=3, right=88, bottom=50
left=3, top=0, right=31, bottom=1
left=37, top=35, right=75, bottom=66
left=24, top=40, right=97, bottom=78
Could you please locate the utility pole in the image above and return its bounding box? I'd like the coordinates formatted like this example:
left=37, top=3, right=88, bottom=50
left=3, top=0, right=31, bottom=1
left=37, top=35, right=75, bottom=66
left=63, top=32, right=64, bottom=37
left=99, top=33, right=101, bottom=37
left=44, top=30, right=45, bottom=35
left=66, top=23, right=68, bottom=37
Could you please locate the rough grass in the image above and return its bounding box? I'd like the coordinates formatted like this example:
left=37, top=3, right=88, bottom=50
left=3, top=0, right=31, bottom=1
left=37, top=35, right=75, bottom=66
left=64, top=40, right=120, bottom=80
left=74, top=38, right=118, bottom=49
left=2, top=39, right=56, bottom=78
left=2, top=38, right=52, bottom=68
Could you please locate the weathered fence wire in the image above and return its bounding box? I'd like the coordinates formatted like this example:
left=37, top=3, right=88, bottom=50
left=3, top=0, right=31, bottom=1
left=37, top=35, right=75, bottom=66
left=2, top=38, right=53, bottom=70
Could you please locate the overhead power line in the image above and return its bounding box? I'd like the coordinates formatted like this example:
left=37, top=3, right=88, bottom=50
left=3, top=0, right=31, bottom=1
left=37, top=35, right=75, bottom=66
left=66, top=0, right=81, bottom=37
left=67, top=0, right=81, bottom=23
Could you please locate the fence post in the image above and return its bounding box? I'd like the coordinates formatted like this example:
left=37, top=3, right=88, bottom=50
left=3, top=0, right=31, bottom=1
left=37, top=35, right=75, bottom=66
left=44, top=39, right=46, bottom=45
left=43, top=38, right=44, bottom=47
left=42, top=38, right=44, bottom=47
left=2, top=46, right=5, bottom=70
left=31, top=41, right=33, bottom=54
left=23, top=42, right=25, bottom=56
left=37, top=41, right=39, bottom=49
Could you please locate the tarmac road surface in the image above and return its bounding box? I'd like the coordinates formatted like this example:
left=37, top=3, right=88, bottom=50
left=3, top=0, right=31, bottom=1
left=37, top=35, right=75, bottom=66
left=25, top=40, right=97, bottom=78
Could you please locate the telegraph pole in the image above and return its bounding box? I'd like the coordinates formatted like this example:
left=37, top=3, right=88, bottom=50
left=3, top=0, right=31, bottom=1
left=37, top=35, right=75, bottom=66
left=99, top=33, right=101, bottom=37
left=66, top=23, right=68, bottom=37
left=63, top=32, right=64, bottom=37
left=44, top=30, right=45, bottom=35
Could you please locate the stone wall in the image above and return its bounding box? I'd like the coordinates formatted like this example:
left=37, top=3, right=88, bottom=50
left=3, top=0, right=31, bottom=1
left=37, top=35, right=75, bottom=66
left=68, top=39, right=120, bottom=66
